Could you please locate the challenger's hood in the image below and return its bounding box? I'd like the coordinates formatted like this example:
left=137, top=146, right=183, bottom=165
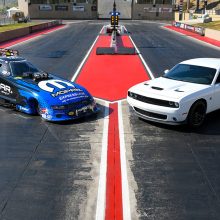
left=130, top=77, right=210, bottom=100
left=15, top=76, right=91, bottom=105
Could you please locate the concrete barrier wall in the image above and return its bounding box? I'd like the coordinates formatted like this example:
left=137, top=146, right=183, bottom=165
left=132, top=4, right=174, bottom=20
left=28, top=3, right=97, bottom=19
left=0, top=27, right=30, bottom=43
left=0, top=20, right=62, bottom=44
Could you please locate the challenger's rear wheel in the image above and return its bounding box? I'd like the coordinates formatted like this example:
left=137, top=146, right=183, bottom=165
left=188, top=100, right=206, bottom=128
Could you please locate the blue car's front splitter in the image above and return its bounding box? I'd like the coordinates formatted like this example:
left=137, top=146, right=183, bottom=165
left=41, top=107, right=100, bottom=122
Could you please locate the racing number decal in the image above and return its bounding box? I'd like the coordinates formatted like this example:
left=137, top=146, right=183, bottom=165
left=0, top=83, right=12, bottom=96
left=0, top=76, right=17, bottom=100
left=38, top=79, right=74, bottom=93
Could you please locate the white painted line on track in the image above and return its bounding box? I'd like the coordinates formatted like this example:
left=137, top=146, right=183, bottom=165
left=95, top=102, right=109, bottom=220
left=94, top=97, right=127, bottom=104
left=71, top=26, right=104, bottom=82
left=118, top=101, right=131, bottom=220
left=123, top=25, right=154, bottom=79
left=129, top=36, right=155, bottom=79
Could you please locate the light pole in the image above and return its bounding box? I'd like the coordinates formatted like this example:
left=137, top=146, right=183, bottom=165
left=113, top=0, right=116, bottom=30
left=196, top=0, right=199, bottom=12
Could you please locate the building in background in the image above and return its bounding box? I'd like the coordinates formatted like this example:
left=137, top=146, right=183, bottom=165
left=18, top=0, right=174, bottom=20
left=6, top=7, right=22, bottom=17
left=18, top=0, right=97, bottom=19
left=132, top=0, right=174, bottom=20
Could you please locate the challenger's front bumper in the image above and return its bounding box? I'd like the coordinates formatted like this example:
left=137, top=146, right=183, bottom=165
left=127, top=96, right=188, bottom=125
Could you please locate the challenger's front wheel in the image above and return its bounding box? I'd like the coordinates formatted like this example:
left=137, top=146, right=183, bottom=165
left=188, top=100, right=206, bottom=128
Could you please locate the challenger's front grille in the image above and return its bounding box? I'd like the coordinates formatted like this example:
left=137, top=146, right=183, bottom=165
left=128, top=91, right=178, bottom=108
left=134, top=107, right=167, bottom=120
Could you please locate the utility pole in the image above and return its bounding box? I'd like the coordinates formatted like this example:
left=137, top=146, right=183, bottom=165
left=196, top=0, right=199, bottom=11
left=113, top=0, right=116, bottom=30
left=187, top=0, right=190, bottom=11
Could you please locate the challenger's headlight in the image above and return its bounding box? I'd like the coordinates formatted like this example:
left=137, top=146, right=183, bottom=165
left=128, top=91, right=132, bottom=97
left=51, top=105, right=67, bottom=110
left=128, top=91, right=138, bottom=99
left=169, top=101, right=179, bottom=108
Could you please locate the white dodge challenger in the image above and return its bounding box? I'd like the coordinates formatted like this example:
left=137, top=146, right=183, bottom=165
left=127, top=58, right=220, bottom=127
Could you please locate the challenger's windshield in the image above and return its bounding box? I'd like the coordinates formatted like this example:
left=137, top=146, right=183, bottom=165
left=10, top=61, right=41, bottom=77
left=163, top=64, right=217, bottom=85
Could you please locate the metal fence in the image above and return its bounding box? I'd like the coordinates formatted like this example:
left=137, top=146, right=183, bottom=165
left=0, top=14, right=16, bottom=25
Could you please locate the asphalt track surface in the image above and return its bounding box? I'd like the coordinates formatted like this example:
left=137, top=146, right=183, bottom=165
left=1, top=20, right=220, bottom=220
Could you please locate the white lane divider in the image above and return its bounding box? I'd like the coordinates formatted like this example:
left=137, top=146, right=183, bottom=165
left=95, top=102, right=109, bottom=220
left=118, top=101, right=131, bottom=220
left=129, top=36, right=155, bottom=80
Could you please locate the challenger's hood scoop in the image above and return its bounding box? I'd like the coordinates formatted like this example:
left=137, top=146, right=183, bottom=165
left=151, top=86, right=164, bottom=91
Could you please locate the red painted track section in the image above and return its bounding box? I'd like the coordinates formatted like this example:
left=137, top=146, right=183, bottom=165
left=0, top=25, right=65, bottom=48
left=106, top=103, right=123, bottom=220
left=76, top=35, right=150, bottom=102
left=165, top=26, right=220, bottom=48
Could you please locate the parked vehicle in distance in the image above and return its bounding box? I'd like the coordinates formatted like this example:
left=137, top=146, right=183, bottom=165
left=127, top=58, right=220, bottom=127
left=12, top=12, right=28, bottom=23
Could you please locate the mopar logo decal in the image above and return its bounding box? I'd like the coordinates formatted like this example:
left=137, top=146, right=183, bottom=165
left=51, top=88, right=82, bottom=97
left=38, top=79, right=75, bottom=93
left=0, top=83, right=12, bottom=95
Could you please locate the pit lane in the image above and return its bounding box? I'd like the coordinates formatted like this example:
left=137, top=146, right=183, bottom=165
left=1, top=20, right=220, bottom=220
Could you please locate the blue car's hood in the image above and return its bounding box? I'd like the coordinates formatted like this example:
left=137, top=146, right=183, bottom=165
left=15, top=75, right=91, bottom=105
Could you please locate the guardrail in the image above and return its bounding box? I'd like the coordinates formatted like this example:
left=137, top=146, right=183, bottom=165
left=0, top=20, right=62, bottom=44
left=29, top=20, right=62, bottom=33
left=172, top=21, right=205, bottom=36
left=0, top=17, right=16, bottom=25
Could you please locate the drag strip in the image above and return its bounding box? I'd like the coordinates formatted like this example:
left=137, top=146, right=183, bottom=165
left=72, top=26, right=151, bottom=219
left=0, top=21, right=105, bottom=220
left=1, top=20, right=220, bottom=220
left=123, top=21, right=220, bottom=220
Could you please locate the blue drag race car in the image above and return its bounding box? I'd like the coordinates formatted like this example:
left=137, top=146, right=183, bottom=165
left=0, top=49, right=99, bottom=121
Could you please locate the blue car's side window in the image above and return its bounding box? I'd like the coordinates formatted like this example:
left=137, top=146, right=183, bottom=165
left=0, top=62, right=3, bottom=74
left=0, top=62, right=11, bottom=77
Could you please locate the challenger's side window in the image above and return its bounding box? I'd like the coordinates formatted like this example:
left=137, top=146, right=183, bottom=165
left=215, top=73, right=220, bottom=84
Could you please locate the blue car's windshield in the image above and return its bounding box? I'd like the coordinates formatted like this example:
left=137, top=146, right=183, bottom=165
left=10, top=61, right=41, bottom=77
left=163, top=64, right=217, bottom=85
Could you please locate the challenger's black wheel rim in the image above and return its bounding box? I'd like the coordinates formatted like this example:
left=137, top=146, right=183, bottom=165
left=192, top=105, right=206, bottom=126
